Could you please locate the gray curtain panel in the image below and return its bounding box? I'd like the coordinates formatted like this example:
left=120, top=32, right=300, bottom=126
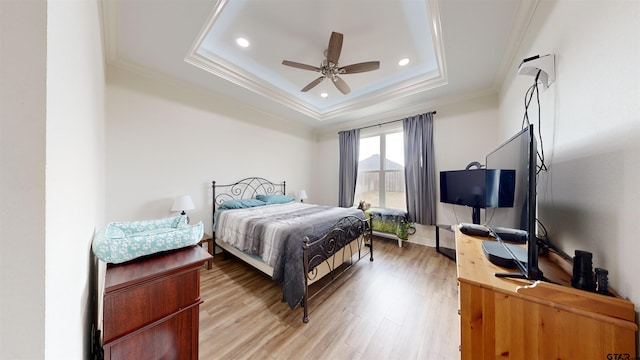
left=403, top=112, right=436, bottom=225
left=338, top=129, right=360, bottom=207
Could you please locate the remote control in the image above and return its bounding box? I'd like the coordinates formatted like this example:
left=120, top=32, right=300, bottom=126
left=493, top=227, right=528, bottom=244
left=459, top=223, right=491, bottom=237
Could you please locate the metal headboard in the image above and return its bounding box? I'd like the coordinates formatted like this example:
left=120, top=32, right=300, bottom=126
left=212, top=177, right=286, bottom=208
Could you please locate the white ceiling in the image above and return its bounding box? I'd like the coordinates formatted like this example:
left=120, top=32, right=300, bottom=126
left=102, top=0, right=536, bottom=128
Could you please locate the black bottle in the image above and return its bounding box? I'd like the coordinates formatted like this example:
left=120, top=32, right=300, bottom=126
left=595, top=268, right=610, bottom=295
left=571, top=250, right=595, bottom=292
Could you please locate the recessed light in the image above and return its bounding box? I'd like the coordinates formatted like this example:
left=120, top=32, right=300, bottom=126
left=398, top=58, right=410, bottom=66
left=236, top=37, right=250, bottom=48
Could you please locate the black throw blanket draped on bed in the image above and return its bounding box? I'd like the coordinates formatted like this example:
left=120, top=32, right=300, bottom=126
left=270, top=206, right=366, bottom=309
left=216, top=202, right=366, bottom=310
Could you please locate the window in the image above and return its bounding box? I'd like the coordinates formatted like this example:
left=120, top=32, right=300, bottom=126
left=354, top=130, right=406, bottom=210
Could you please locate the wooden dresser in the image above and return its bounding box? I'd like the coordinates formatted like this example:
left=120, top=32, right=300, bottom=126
left=456, top=228, right=637, bottom=359
left=102, top=245, right=212, bottom=360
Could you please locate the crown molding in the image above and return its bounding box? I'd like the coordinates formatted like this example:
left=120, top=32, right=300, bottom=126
left=183, top=0, right=448, bottom=122
left=492, top=0, right=540, bottom=91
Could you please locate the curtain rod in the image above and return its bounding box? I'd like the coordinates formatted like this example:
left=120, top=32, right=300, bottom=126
left=339, top=111, right=436, bottom=133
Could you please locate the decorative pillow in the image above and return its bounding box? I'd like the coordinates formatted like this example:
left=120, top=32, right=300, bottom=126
left=218, top=198, right=266, bottom=209
left=256, top=194, right=295, bottom=205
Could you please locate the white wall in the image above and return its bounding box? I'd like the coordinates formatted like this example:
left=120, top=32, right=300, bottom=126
left=46, top=0, right=106, bottom=358
left=106, top=65, right=501, bottom=253
left=432, top=95, right=500, bottom=228
left=0, top=1, right=47, bottom=358
left=106, top=66, right=315, bottom=234
left=499, top=0, right=640, bottom=349
left=0, top=1, right=105, bottom=359
left=313, top=94, right=499, bottom=248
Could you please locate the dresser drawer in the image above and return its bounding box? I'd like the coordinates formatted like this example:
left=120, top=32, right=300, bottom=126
left=104, top=270, right=200, bottom=343
left=105, top=305, right=199, bottom=360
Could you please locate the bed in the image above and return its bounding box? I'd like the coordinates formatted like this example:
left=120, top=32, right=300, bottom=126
left=211, top=177, right=373, bottom=322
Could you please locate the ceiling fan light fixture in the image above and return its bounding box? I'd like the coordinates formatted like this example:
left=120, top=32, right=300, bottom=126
left=398, top=58, right=410, bottom=66
left=236, top=37, right=250, bottom=48
left=320, top=92, right=328, bottom=98
left=282, top=31, right=379, bottom=96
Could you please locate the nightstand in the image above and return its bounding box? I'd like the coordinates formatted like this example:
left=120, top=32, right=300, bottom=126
left=198, top=233, right=214, bottom=270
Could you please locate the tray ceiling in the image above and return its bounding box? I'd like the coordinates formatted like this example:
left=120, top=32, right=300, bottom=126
left=103, top=0, right=536, bottom=128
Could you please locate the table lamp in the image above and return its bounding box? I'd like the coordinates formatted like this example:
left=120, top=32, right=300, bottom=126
left=171, top=195, right=195, bottom=216
left=298, top=190, right=308, bottom=203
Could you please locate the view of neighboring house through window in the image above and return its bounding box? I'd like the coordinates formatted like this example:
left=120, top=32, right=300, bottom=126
left=354, top=129, right=406, bottom=210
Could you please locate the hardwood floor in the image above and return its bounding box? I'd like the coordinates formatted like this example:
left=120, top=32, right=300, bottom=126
left=199, top=238, right=460, bottom=359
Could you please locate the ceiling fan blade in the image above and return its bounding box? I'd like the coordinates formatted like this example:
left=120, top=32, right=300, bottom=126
left=282, top=60, right=321, bottom=72
left=332, top=76, right=350, bottom=94
left=301, top=76, right=325, bottom=92
left=326, top=32, right=343, bottom=65
left=340, top=61, right=380, bottom=74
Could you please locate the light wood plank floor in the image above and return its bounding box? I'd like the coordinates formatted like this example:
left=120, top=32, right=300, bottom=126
left=199, top=238, right=460, bottom=360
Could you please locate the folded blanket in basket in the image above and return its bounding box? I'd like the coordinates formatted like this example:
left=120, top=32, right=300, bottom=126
left=92, top=215, right=204, bottom=264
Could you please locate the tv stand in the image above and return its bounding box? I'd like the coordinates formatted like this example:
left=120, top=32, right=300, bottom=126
left=456, top=228, right=637, bottom=359
left=471, top=207, right=480, bottom=224
left=435, top=224, right=456, bottom=261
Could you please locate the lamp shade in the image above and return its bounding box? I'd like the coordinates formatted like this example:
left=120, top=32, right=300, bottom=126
left=298, top=190, right=308, bottom=202
left=171, top=195, right=195, bottom=214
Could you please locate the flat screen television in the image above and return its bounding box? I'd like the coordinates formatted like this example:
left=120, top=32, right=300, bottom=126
left=439, top=169, right=486, bottom=206
left=484, top=124, right=543, bottom=280
left=440, top=169, right=516, bottom=224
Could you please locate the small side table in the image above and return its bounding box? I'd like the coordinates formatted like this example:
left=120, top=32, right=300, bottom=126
left=198, top=233, right=214, bottom=270
left=435, top=224, right=456, bottom=261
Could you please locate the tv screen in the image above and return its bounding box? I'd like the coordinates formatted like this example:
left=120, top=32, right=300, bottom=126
left=440, top=169, right=516, bottom=209
left=485, top=169, right=516, bottom=208
left=484, top=124, right=542, bottom=280
left=485, top=127, right=533, bottom=232
left=439, top=169, right=486, bottom=208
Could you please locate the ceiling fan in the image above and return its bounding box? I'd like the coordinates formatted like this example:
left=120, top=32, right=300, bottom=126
left=282, top=31, right=380, bottom=95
